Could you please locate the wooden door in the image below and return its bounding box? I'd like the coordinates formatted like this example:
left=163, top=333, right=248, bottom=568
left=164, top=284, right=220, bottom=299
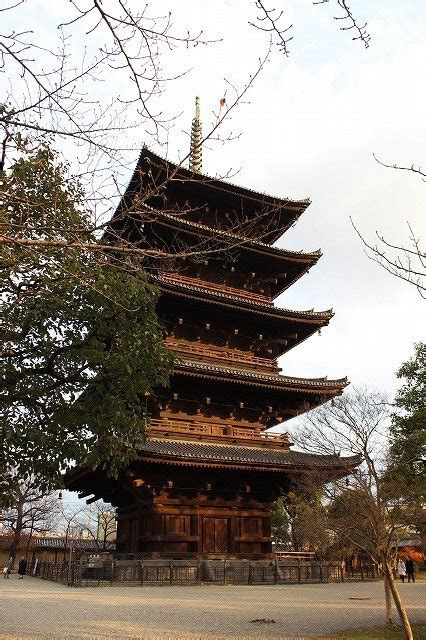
left=214, top=518, right=228, bottom=553
left=202, top=517, right=229, bottom=553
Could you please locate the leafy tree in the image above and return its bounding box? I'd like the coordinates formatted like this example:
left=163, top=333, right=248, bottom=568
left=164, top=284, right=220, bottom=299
left=272, top=481, right=330, bottom=556
left=285, top=486, right=330, bottom=558
left=271, top=498, right=291, bottom=546
left=1, top=145, right=175, bottom=490
left=389, top=343, right=425, bottom=486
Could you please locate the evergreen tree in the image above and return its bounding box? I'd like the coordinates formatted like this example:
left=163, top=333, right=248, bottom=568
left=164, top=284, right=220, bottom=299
left=389, top=343, right=425, bottom=486
left=1, top=145, right=175, bottom=490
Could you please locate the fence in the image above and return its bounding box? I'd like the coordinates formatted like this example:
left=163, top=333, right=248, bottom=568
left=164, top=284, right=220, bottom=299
left=29, top=558, right=380, bottom=587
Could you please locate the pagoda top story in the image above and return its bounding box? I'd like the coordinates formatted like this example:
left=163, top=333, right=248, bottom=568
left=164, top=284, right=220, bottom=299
left=113, top=149, right=311, bottom=245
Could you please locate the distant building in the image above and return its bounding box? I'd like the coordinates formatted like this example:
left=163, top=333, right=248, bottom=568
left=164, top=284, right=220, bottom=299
left=0, top=534, right=115, bottom=566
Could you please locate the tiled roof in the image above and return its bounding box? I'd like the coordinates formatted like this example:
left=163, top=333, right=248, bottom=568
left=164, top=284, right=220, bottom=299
left=33, top=537, right=115, bottom=550
left=175, top=361, right=347, bottom=392
left=151, top=274, right=333, bottom=322
left=0, top=535, right=115, bottom=551
left=139, top=207, right=321, bottom=262
left=139, top=438, right=361, bottom=470
left=138, top=147, right=310, bottom=211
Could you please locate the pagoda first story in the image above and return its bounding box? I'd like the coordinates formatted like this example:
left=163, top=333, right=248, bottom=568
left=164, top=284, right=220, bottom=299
left=66, top=147, right=359, bottom=559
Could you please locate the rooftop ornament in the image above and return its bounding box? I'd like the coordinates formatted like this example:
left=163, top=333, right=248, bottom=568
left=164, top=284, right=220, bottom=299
left=189, top=96, right=202, bottom=173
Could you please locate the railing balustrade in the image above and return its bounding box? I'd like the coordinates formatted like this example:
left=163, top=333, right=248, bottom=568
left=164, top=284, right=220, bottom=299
left=27, top=558, right=380, bottom=588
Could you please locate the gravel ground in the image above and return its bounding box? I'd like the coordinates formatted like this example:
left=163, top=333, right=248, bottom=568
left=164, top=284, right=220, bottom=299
left=1, top=576, right=425, bottom=639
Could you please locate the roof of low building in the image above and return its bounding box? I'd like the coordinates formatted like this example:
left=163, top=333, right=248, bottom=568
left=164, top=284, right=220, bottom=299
left=0, top=534, right=115, bottom=552
left=33, top=537, right=115, bottom=551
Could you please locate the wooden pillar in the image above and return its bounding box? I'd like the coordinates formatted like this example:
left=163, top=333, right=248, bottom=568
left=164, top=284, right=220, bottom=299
left=197, top=514, right=203, bottom=556
left=229, top=517, right=237, bottom=555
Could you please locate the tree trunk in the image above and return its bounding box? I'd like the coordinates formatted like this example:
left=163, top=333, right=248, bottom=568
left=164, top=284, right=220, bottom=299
left=10, top=499, right=24, bottom=567
left=384, top=574, right=394, bottom=625
left=25, top=526, right=34, bottom=558
left=384, top=560, right=413, bottom=640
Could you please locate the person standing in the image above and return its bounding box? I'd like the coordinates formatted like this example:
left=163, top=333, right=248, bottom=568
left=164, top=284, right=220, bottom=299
left=405, top=557, right=415, bottom=583
left=397, top=557, right=406, bottom=582
left=3, top=557, right=13, bottom=579
left=18, top=557, right=28, bottom=579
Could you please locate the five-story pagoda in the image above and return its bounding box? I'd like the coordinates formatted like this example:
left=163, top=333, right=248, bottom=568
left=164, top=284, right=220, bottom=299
left=67, top=99, right=358, bottom=558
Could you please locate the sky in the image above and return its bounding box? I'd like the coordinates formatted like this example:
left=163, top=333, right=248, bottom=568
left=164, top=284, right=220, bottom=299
left=147, top=0, right=425, bottom=400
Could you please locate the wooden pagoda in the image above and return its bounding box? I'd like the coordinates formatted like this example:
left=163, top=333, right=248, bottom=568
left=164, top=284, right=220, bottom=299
left=67, top=100, right=358, bottom=558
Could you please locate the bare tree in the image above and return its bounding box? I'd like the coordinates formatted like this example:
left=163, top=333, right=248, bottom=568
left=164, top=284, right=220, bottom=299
left=0, top=481, right=61, bottom=565
left=314, top=1, right=370, bottom=48
left=352, top=157, right=425, bottom=299
left=59, top=499, right=116, bottom=552
left=0, top=0, right=283, bottom=283
left=295, top=387, right=417, bottom=640
left=250, top=0, right=371, bottom=56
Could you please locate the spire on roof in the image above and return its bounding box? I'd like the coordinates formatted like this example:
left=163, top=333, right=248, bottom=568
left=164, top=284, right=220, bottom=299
left=189, top=96, right=202, bottom=173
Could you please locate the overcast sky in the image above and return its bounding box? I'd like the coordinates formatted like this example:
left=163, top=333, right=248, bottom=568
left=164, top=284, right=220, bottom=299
left=146, top=0, right=425, bottom=402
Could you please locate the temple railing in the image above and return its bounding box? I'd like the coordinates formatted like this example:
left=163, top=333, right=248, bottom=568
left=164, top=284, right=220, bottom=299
left=28, top=558, right=380, bottom=587
left=148, top=419, right=290, bottom=447
left=165, top=339, right=279, bottom=373
left=158, top=272, right=272, bottom=303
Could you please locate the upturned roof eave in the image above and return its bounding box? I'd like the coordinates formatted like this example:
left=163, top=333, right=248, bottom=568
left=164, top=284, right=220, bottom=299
left=174, top=361, right=348, bottom=394
left=151, top=274, right=334, bottom=324
left=137, top=207, right=321, bottom=264
left=137, top=146, right=311, bottom=212
left=135, top=438, right=361, bottom=472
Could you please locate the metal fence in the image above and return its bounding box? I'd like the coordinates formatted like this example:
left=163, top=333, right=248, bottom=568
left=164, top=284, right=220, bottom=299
left=29, top=558, right=380, bottom=587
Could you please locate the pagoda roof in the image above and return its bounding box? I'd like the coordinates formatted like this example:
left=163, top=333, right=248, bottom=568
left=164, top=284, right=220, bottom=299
left=135, top=146, right=310, bottom=210
left=137, top=438, right=361, bottom=473
left=115, top=147, right=311, bottom=243
left=175, top=361, right=347, bottom=394
left=138, top=207, right=320, bottom=264
left=151, top=273, right=333, bottom=324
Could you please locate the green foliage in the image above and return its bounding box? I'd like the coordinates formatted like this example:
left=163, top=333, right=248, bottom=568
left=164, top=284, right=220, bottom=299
left=271, top=498, right=291, bottom=545
left=389, top=343, right=425, bottom=487
left=285, top=487, right=330, bottom=556
left=328, top=489, right=382, bottom=557
left=1, top=145, right=175, bottom=490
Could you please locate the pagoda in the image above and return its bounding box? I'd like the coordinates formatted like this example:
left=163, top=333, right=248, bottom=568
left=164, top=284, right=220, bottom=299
left=67, top=99, right=358, bottom=558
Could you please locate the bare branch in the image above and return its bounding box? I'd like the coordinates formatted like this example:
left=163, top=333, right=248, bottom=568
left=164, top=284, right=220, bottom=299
left=315, top=0, right=371, bottom=49
left=249, top=1, right=293, bottom=56
left=373, top=154, right=426, bottom=182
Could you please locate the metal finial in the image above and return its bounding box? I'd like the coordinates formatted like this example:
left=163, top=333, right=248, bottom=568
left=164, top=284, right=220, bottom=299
left=189, top=96, right=202, bottom=173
